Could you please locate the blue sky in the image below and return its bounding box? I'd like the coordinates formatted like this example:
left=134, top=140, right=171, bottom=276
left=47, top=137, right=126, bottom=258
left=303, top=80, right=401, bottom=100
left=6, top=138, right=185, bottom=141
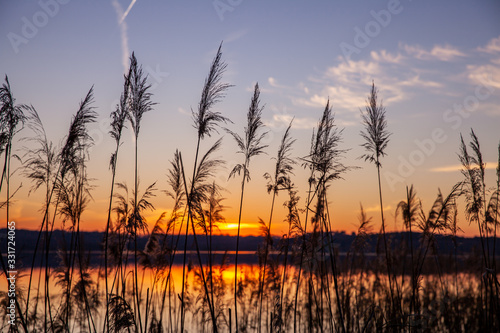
left=1, top=0, right=499, bottom=235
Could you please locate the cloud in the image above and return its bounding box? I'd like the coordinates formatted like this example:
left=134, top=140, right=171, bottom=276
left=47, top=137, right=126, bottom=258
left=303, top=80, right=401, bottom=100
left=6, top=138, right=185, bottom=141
left=265, top=112, right=356, bottom=132
left=325, top=85, right=367, bottom=110
left=265, top=113, right=317, bottom=129
left=480, top=103, right=500, bottom=117
left=467, top=36, right=500, bottom=90
left=296, top=45, right=463, bottom=111
left=363, top=204, right=393, bottom=213
left=294, top=56, right=410, bottom=110
left=224, top=29, right=248, bottom=44
left=477, top=36, right=500, bottom=54
left=267, top=76, right=292, bottom=89
left=399, top=75, right=442, bottom=88
left=268, top=76, right=278, bottom=87
left=430, top=163, right=498, bottom=173
left=370, top=50, right=403, bottom=64
left=326, top=59, right=381, bottom=83
left=266, top=41, right=495, bottom=123
left=467, top=63, right=500, bottom=90
left=402, top=43, right=466, bottom=61
left=177, top=107, right=191, bottom=116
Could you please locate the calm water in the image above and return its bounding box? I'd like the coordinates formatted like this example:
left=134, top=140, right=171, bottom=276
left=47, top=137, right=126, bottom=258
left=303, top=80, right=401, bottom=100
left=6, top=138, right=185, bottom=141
left=0, top=252, right=485, bottom=332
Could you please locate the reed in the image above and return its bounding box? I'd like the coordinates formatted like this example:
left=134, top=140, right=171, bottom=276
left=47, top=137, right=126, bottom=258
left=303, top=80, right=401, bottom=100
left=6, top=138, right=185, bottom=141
left=127, top=51, right=156, bottom=333
left=294, top=99, right=349, bottom=333
left=56, top=87, right=97, bottom=332
left=458, top=130, right=500, bottom=331
left=359, top=81, right=396, bottom=325
left=226, top=82, right=267, bottom=332
left=259, top=120, right=295, bottom=332
left=0, top=75, right=29, bottom=332
left=180, top=42, right=231, bottom=333
left=1, top=58, right=500, bottom=332
left=103, top=55, right=133, bottom=332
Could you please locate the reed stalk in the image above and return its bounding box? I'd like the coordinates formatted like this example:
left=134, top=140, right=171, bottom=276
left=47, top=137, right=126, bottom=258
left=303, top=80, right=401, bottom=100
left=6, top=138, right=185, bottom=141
left=227, top=82, right=267, bottom=332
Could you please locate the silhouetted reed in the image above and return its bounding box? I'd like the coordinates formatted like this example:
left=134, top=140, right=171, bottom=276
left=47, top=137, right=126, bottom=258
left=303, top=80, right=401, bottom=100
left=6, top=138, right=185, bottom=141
left=259, top=120, right=295, bottom=332
left=2, top=55, right=500, bottom=333
left=0, top=75, right=29, bottom=332
left=458, top=130, right=500, bottom=331
left=179, top=42, right=231, bottom=333
left=359, top=81, right=396, bottom=324
left=294, top=99, right=349, bottom=333
left=127, top=52, right=156, bottom=333
left=226, top=82, right=267, bottom=332
left=56, top=87, right=97, bottom=332
left=104, top=55, right=133, bottom=332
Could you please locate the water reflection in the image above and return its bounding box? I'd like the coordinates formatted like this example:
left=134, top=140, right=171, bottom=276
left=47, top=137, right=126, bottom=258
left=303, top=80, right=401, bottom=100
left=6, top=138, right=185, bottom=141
left=0, top=258, right=484, bottom=332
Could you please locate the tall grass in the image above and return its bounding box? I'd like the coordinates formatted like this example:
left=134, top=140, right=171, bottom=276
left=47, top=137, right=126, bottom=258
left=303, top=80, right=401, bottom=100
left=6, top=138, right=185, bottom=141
left=459, top=130, right=500, bottom=331
left=22, top=105, right=58, bottom=331
left=0, top=75, right=29, bottom=332
left=226, top=82, right=267, bottom=332
left=127, top=52, right=156, bottom=333
left=259, top=120, right=295, bottom=332
left=293, top=99, right=349, bottom=333
left=180, top=42, right=231, bottom=333
left=104, top=55, right=133, bottom=332
left=57, top=87, right=97, bottom=332
left=1, top=52, right=499, bottom=333
left=359, top=81, right=396, bottom=323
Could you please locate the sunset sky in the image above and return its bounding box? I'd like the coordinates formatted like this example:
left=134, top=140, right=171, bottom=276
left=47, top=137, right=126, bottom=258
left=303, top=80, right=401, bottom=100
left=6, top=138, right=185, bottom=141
left=1, top=0, right=499, bottom=237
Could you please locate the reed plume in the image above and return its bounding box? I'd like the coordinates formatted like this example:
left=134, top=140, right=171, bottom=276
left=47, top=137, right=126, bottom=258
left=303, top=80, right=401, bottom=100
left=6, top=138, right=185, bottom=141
left=180, top=42, right=231, bottom=333
left=0, top=75, right=29, bottom=332
left=259, top=120, right=295, bottom=332
left=227, top=82, right=268, bottom=332
left=395, top=185, right=421, bottom=315
left=294, top=99, right=348, bottom=333
left=104, top=56, right=133, bottom=331
left=56, top=87, right=97, bottom=332
left=127, top=52, right=155, bottom=333
left=458, top=130, right=500, bottom=330
left=359, top=81, right=395, bottom=321
left=21, top=105, right=59, bottom=330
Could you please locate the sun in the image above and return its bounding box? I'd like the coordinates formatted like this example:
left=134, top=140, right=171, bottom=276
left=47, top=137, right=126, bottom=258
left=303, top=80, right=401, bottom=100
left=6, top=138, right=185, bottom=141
left=223, top=223, right=256, bottom=230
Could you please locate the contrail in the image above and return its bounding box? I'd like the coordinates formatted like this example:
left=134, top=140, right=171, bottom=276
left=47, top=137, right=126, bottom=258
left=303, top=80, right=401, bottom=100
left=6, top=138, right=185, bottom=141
left=111, top=0, right=137, bottom=74
left=120, top=0, right=137, bottom=24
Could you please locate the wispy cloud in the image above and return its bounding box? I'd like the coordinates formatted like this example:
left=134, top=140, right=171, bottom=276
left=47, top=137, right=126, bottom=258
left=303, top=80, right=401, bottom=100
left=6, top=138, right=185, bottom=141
left=466, top=36, right=500, bottom=91
left=477, top=36, right=500, bottom=54
left=265, top=113, right=317, bottom=129
left=370, top=50, right=403, bottom=64
left=264, top=40, right=496, bottom=124
left=467, top=63, right=500, bottom=90
left=430, top=163, right=498, bottom=173
left=224, top=29, right=248, bottom=44
left=268, top=77, right=277, bottom=87
left=293, top=55, right=409, bottom=111
left=399, top=75, right=442, bottom=88
left=363, top=204, right=393, bottom=213
left=268, top=76, right=288, bottom=89
left=326, top=59, right=381, bottom=83
left=402, top=43, right=466, bottom=61
left=292, top=44, right=469, bottom=112
left=177, top=107, right=191, bottom=116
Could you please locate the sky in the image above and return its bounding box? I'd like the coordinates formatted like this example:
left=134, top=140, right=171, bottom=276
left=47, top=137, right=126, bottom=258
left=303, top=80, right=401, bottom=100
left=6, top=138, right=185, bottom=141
left=0, top=0, right=499, bottom=237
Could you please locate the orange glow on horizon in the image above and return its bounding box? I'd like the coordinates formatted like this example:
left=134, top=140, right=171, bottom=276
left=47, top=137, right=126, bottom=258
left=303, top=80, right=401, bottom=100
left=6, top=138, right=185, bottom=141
left=10, top=197, right=483, bottom=238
